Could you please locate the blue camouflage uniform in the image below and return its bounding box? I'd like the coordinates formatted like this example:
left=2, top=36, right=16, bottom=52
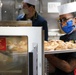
left=17, top=12, right=48, bottom=41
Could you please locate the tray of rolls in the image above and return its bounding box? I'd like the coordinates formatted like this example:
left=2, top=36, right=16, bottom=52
left=44, top=40, right=76, bottom=54
left=6, top=36, right=28, bottom=54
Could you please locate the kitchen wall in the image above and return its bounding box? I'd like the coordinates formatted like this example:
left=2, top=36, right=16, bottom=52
left=0, top=0, right=24, bottom=21
left=1, top=0, right=16, bottom=20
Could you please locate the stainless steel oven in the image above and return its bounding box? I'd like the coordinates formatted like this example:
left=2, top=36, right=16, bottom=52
left=0, top=25, right=43, bottom=75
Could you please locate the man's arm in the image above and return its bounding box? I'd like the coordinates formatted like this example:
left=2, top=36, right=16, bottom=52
left=45, top=54, right=76, bottom=73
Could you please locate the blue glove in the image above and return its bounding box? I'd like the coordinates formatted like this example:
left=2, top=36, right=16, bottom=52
left=16, top=14, right=24, bottom=20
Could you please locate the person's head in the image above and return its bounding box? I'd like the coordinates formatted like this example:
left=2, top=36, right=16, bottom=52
left=58, top=2, right=76, bottom=34
left=22, top=0, right=36, bottom=15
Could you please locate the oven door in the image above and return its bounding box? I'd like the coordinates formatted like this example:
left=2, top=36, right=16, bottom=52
left=0, top=36, right=28, bottom=75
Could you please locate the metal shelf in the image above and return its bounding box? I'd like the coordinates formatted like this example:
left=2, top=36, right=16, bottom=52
left=44, top=49, right=76, bottom=54
left=0, top=70, right=22, bottom=73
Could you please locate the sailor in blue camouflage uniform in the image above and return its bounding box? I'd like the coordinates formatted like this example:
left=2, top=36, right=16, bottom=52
left=46, top=2, right=76, bottom=75
left=17, top=0, right=48, bottom=41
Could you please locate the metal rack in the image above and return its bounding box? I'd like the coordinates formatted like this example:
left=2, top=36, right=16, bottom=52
left=45, top=49, right=76, bottom=54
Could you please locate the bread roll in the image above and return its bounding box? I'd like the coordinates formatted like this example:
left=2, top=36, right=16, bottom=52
left=44, top=41, right=52, bottom=50
left=55, top=40, right=67, bottom=50
left=66, top=41, right=76, bottom=49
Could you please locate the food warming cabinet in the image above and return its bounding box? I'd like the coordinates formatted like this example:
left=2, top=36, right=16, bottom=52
left=0, top=26, right=43, bottom=75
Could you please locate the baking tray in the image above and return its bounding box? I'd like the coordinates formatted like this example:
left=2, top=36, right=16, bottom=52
left=44, top=49, right=76, bottom=54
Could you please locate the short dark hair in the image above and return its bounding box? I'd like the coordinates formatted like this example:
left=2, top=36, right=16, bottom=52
left=26, top=3, right=35, bottom=9
left=71, top=12, right=76, bottom=17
